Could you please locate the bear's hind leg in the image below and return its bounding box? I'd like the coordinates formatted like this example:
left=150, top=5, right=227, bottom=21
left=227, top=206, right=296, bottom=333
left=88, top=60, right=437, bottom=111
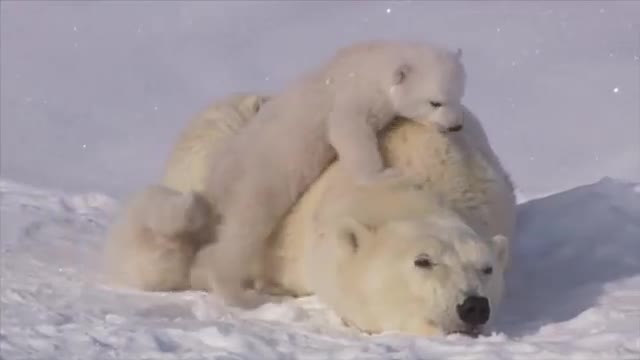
left=139, top=185, right=212, bottom=246
left=104, top=185, right=213, bottom=292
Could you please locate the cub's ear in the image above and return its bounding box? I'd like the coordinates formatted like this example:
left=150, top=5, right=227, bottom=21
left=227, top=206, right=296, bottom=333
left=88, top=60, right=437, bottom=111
left=392, top=63, right=412, bottom=85
left=334, top=217, right=375, bottom=256
left=490, top=234, right=509, bottom=269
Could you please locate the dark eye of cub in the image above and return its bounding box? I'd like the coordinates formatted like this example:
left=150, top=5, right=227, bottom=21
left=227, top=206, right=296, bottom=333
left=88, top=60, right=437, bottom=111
left=414, top=254, right=433, bottom=269
left=429, top=101, right=443, bottom=108
left=482, top=266, right=493, bottom=275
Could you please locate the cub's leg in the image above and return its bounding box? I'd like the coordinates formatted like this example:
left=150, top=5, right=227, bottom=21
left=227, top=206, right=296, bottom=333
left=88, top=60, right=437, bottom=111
left=327, top=107, right=404, bottom=185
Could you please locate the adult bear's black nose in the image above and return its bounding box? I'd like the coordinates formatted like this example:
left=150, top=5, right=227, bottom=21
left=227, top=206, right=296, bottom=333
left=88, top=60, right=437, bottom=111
left=456, top=296, right=490, bottom=326
left=446, top=124, right=463, bottom=132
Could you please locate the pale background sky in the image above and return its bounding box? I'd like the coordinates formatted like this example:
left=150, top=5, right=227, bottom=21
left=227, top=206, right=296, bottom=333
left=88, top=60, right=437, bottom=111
left=1, top=1, right=638, bottom=199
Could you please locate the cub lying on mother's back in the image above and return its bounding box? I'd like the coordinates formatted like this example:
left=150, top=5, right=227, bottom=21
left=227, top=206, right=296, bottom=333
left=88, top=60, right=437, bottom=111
left=205, top=41, right=468, bottom=306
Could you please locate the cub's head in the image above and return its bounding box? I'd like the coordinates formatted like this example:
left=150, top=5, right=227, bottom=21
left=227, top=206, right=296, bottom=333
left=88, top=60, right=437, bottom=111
left=387, top=45, right=466, bottom=133
left=311, top=184, right=508, bottom=337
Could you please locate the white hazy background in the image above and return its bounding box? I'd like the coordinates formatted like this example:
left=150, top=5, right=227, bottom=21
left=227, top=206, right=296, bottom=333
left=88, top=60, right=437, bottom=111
left=1, top=1, right=638, bottom=199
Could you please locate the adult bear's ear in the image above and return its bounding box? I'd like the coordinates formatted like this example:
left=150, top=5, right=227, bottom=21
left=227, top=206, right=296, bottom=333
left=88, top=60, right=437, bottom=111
left=455, top=48, right=463, bottom=61
left=256, top=95, right=270, bottom=111
left=335, top=217, right=374, bottom=256
left=490, top=234, right=509, bottom=269
left=392, top=63, right=412, bottom=85
left=241, top=95, right=270, bottom=114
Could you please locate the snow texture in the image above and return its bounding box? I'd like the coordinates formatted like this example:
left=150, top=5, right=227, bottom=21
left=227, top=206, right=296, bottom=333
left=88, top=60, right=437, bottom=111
left=1, top=1, right=639, bottom=359
left=1, top=178, right=639, bottom=359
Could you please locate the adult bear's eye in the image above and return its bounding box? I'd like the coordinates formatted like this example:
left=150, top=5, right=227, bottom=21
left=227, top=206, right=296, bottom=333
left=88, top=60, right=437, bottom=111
left=414, top=254, right=433, bottom=269
left=429, top=101, right=442, bottom=108
left=482, top=266, right=493, bottom=275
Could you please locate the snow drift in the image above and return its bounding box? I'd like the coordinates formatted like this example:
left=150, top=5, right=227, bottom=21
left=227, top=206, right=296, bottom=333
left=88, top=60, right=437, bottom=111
left=1, top=177, right=638, bottom=359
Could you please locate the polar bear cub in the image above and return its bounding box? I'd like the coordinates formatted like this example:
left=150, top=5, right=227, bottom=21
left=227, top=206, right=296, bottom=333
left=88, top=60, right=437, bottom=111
left=204, top=40, right=468, bottom=306
left=104, top=185, right=212, bottom=291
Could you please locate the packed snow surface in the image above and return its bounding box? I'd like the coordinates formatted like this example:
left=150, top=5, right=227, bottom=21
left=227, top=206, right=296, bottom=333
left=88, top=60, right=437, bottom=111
left=1, top=178, right=639, bottom=359
left=1, top=1, right=639, bottom=359
left=1, top=1, right=638, bottom=198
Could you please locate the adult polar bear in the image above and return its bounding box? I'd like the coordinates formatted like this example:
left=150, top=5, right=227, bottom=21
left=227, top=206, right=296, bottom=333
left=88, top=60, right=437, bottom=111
left=104, top=91, right=516, bottom=337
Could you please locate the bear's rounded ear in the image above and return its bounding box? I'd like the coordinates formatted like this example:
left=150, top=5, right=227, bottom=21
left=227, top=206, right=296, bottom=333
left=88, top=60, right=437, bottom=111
left=257, top=95, right=270, bottom=110
left=335, top=217, right=374, bottom=256
left=241, top=95, right=270, bottom=115
left=455, top=48, right=463, bottom=60
left=490, top=234, right=509, bottom=268
left=392, top=63, right=412, bottom=85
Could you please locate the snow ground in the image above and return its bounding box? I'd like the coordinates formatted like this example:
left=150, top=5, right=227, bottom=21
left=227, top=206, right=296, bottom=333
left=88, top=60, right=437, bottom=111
left=1, top=1, right=639, bottom=359
left=1, top=178, right=639, bottom=359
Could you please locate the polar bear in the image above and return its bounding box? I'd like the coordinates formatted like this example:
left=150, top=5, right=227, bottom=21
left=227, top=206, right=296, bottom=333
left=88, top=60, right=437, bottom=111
left=195, top=113, right=514, bottom=335
left=189, top=180, right=509, bottom=337
left=204, top=41, right=468, bottom=305
left=104, top=92, right=516, bottom=336
left=302, top=182, right=509, bottom=337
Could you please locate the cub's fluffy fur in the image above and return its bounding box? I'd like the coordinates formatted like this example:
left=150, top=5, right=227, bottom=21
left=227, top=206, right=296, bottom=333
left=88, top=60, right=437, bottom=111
left=203, top=41, right=468, bottom=306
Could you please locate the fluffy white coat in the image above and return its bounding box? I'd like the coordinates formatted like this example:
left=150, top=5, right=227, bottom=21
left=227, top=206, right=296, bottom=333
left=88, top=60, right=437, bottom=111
left=204, top=41, right=468, bottom=305
left=104, top=93, right=516, bottom=336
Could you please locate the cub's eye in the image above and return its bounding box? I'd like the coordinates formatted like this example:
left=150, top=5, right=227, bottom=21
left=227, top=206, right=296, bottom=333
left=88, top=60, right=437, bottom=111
left=429, top=101, right=443, bottom=108
left=414, top=254, right=434, bottom=269
left=482, top=266, right=493, bottom=275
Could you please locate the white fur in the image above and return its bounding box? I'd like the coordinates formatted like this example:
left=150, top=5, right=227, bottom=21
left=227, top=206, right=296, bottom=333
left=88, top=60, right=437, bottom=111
left=103, top=185, right=212, bottom=291
left=103, top=92, right=516, bottom=336
left=203, top=41, right=468, bottom=305
left=253, top=112, right=516, bottom=336
left=306, top=182, right=509, bottom=336
left=162, top=93, right=269, bottom=193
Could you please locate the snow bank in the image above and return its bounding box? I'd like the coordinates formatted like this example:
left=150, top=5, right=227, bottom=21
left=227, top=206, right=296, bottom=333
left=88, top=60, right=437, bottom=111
left=1, top=177, right=638, bottom=359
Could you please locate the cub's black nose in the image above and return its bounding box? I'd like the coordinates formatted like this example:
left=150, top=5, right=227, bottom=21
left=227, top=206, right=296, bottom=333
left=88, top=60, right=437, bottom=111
left=447, top=124, right=463, bottom=132
left=456, top=296, right=490, bottom=325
